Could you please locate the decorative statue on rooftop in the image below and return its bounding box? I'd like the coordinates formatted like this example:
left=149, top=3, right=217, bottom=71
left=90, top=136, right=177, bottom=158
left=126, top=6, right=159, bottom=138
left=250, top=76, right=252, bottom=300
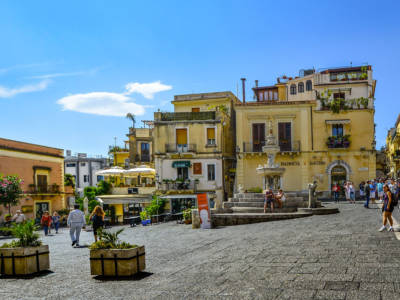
left=308, top=181, right=318, bottom=208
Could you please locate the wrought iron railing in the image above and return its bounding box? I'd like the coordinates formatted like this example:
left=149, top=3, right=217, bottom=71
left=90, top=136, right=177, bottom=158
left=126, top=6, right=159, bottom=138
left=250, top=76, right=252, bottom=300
left=160, top=111, right=215, bottom=121
left=242, top=140, right=301, bottom=153
left=165, top=144, right=196, bottom=153
left=28, top=184, right=61, bottom=194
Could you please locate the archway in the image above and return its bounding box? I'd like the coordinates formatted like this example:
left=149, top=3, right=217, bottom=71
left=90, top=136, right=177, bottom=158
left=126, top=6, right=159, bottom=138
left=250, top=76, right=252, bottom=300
left=330, top=166, right=347, bottom=198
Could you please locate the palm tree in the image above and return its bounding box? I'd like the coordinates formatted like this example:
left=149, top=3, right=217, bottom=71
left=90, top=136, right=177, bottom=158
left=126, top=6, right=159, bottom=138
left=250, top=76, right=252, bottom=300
left=126, top=113, right=136, bottom=128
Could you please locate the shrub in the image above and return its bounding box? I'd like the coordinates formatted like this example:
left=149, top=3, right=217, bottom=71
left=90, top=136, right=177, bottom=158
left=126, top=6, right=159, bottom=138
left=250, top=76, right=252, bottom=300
left=0, top=174, right=23, bottom=215
left=0, top=220, right=41, bottom=248
left=89, top=228, right=136, bottom=250
left=248, top=187, right=263, bottom=193
left=140, top=211, right=147, bottom=221
left=183, top=208, right=192, bottom=221
left=64, top=174, right=75, bottom=187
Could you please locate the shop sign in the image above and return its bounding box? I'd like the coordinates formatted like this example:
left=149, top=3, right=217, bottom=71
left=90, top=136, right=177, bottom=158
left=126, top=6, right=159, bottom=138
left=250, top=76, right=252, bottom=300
left=197, top=193, right=211, bottom=229
left=281, top=161, right=300, bottom=166
left=310, top=161, right=326, bottom=165
left=172, top=161, right=191, bottom=168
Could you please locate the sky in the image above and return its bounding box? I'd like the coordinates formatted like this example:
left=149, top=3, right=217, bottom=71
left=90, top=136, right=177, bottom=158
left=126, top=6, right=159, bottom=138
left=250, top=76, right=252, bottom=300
left=1, top=0, right=399, bottom=156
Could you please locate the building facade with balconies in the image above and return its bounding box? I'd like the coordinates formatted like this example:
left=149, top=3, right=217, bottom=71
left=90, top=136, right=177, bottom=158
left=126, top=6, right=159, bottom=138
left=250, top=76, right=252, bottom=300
left=153, top=91, right=240, bottom=209
left=386, top=115, right=400, bottom=178
left=236, top=65, right=376, bottom=197
left=0, top=138, right=74, bottom=221
left=127, top=125, right=154, bottom=168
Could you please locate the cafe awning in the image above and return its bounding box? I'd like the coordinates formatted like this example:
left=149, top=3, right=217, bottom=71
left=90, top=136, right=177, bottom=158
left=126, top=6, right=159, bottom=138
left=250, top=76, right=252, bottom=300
left=172, top=161, right=191, bottom=168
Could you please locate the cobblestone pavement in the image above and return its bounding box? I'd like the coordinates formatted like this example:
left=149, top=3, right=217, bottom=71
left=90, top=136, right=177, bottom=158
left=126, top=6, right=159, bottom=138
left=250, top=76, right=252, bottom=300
left=1, top=203, right=400, bottom=300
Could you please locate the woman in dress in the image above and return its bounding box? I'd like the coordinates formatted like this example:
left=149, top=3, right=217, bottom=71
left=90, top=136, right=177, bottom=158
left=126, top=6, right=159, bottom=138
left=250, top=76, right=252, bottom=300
left=89, top=206, right=105, bottom=242
left=379, top=184, right=394, bottom=232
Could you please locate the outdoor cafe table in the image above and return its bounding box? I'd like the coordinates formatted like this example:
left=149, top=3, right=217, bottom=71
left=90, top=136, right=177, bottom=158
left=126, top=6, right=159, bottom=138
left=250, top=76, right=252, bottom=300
left=124, top=216, right=141, bottom=227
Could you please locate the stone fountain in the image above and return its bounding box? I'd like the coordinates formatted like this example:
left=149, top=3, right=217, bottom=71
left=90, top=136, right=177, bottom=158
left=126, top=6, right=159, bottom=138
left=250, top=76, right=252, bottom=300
left=256, top=120, right=285, bottom=190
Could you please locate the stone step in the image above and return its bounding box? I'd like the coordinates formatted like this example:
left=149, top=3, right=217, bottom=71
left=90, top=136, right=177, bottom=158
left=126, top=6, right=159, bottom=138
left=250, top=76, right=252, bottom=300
left=224, top=201, right=306, bottom=209
left=231, top=196, right=305, bottom=203
left=211, top=211, right=313, bottom=227
left=231, top=207, right=298, bottom=213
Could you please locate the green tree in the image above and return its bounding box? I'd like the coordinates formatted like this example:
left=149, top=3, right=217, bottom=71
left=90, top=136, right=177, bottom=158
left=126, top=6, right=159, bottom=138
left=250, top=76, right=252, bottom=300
left=0, top=174, right=23, bottom=215
left=64, top=173, right=75, bottom=188
left=126, top=113, right=136, bottom=128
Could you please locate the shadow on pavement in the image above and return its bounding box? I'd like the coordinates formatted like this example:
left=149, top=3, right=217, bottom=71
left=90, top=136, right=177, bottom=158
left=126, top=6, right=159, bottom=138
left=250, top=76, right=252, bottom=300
left=0, top=270, right=54, bottom=279
left=93, top=272, right=153, bottom=281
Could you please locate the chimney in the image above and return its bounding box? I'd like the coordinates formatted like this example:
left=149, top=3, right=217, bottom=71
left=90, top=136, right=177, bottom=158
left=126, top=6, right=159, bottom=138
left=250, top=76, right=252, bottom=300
left=66, top=150, right=71, bottom=157
left=255, top=80, right=258, bottom=88
left=240, top=78, right=246, bottom=103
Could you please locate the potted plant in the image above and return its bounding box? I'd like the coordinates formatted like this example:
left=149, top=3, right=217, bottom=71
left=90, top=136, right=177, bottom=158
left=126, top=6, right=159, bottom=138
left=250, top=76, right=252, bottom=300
left=89, top=228, right=145, bottom=277
left=140, top=211, right=148, bottom=226
left=0, top=220, right=49, bottom=275
left=183, top=208, right=192, bottom=224
left=4, top=213, right=12, bottom=222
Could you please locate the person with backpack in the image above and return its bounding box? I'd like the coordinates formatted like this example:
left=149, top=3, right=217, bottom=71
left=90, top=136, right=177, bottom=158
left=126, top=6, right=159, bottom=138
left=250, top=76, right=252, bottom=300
left=364, top=180, right=371, bottom=208
left=379, top=184, right=395, bottom=232
left=89, top=205, right=105, bottom=242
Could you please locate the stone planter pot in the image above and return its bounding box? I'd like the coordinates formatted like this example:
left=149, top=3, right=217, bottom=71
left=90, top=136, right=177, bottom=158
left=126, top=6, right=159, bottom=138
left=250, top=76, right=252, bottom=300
left=90, top=246, right=145, bottom=277
left=0, top=245, right=50, bottom=276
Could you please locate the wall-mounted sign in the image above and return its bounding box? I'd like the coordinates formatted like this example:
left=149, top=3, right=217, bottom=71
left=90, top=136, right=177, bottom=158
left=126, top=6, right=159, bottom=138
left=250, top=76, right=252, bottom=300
left=310, top=161, right=326, bottom=165
left=197, top=193, right=211, bottom=229
left=358, top=167, right=369, bottom=171
left=281, top=161, right=300, bottom=166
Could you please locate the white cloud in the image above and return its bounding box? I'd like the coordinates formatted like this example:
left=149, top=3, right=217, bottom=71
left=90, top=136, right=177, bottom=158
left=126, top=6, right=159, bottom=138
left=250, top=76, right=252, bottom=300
left=0, top=80, right=50, bottom=98
left=57, top=92, right=145, bottom=117
left=28, top=67, right=101, bottom=79
left=125, top=81, right=172, bottom=99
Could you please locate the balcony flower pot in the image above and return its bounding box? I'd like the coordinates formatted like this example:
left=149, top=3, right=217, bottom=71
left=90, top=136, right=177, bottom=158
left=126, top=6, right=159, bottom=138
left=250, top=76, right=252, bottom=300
left=0, top=221, right=49, bottom=276
left=89, top=229, right=145, bottom=277
left=141, top=220, right=147, bottom=226
left=146, top=219, right=151, bottom=225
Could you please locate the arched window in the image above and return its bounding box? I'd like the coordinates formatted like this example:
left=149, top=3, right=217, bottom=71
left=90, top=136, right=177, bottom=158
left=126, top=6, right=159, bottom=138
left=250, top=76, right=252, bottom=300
left=298, top=82, right=304, bottom=93
left=306, top=80, right=312, bottom=91
left=290, top=84, right=296, bottom=95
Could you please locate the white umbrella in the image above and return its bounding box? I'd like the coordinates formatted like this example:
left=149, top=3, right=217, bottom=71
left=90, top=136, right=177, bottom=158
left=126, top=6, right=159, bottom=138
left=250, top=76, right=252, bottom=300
left=124, top=167, right=156, bottom=177
left=95, top=166, right=125, bottom=176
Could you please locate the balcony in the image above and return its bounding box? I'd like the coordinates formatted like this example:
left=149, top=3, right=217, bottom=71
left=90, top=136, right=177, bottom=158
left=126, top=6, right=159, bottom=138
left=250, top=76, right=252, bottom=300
left=158, top=111, right=216, bottom=121
left=326, top=136, right=350, bottom=149
left=160, top=179, right=195, bottom=192
left=242, top=141, right=300, bottom=153
left=166, top=144, right=196, bottom=153
left=27, top=184, right=61, bottom=194
left=140, top=154, right=151, bottom=162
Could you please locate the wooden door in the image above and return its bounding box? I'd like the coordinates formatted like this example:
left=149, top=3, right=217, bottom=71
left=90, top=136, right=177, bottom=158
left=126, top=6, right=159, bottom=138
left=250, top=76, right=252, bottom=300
left=278, top=122, right=292, bottom=151
left=252, top=123, right=265, bottom=152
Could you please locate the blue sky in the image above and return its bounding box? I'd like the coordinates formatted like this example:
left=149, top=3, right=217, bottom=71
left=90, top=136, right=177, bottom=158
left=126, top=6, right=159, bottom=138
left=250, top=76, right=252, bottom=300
left=1, top=0, right=399, bottom=155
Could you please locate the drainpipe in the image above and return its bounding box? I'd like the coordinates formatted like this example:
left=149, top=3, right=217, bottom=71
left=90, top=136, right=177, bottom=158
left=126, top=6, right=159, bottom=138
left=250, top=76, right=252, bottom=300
left=310, top=106, right=314, bottom=151
left=240, top=78, right=246, bottom=103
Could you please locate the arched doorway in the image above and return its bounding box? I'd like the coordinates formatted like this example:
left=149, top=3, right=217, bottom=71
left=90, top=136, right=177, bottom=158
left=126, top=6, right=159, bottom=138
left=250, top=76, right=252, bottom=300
left=331, top=166, right=347, bottom=199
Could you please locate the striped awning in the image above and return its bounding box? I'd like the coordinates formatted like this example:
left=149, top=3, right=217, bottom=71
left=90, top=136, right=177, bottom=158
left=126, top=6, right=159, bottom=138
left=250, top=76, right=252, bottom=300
left=325, top=119, right=351, bottom=125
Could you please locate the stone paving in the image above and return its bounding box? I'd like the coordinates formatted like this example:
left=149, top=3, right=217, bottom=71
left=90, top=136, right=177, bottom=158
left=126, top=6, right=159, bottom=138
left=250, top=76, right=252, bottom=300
left=1, top=202, right=400, bottom=299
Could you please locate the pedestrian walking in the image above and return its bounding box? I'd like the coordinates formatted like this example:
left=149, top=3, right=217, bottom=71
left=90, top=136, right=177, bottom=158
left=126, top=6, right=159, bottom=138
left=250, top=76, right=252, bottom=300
left=379, top=184, right=395, bottom=232
left=67, top=204, right=86, bottom=247
left=89, top=206, right=105, bottom=242
left=364, top=181, right=371, bottom=208
left=344, top=182, right=350, bottom=203
left=370, top=181, right=376, bottom=203
left=349, top=182, right=356, bottom=204
left=359, top=181, right=365, bottom=201
left=52, top=211, right=61, bottom=234
left=264, top=188, right=275, bottom=213
left=40, top=211, right=52, bottom=236
left=11, top=210, right=26, bottom=224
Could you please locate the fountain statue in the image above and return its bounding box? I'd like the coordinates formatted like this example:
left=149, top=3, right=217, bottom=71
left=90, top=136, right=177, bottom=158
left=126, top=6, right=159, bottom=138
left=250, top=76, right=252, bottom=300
left=256, top=119, right=285, bottom=190
left=308, top=181, right=318, bottom=208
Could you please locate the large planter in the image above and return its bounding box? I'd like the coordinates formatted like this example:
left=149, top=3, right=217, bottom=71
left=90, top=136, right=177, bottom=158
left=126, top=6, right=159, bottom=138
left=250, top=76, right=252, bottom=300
left=0, top=245, right=49, bottom=276
left=90, top=246, right=145, bottom=277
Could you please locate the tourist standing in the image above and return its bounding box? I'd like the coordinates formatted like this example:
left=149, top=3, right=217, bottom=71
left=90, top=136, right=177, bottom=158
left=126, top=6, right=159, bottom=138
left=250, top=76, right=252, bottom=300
left=67, top=204, right=86, bottom=247
left=377, top=180, right=384, bottom=202
left=370, top=181, right=376, bottom=203
left=359, top=181, right=365, bottom=201
left=40, top=211, right=52, bottom=236
left=379, top=184, right=394, bottom=232
left=264, top=188, right=275, bottom=213
left=275, top=189, right=285, bottom=209
left=52, top=211, right=61, bottom=234
left=349, top=182, right=356, bottom=204
left=89, top=206, right=105, bottom=242
left=12, top=210, right=26, bottom=224
left=364, top=181, right=371, bottom=208
left=332, top=183, right=340, bottom=202
left=344, top=182, right=350, bottom=203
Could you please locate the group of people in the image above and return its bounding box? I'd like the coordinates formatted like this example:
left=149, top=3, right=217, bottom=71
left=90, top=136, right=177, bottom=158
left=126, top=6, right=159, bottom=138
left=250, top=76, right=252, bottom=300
left=264, top=188, right=286, bottom=213
left=9, top=205, right=106, bottom=248
left=331, top=181, right=356, bottom=203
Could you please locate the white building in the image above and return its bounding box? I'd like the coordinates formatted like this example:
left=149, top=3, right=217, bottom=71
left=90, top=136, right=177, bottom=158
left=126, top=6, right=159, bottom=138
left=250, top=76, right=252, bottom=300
left=64, top=151, right=109, bottom=195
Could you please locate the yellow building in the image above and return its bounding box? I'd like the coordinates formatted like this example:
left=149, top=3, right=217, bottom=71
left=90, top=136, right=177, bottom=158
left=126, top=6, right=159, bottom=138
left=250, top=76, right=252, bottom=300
left=127, top=124, right=154, bottom=168
left=386, top=115, right=400, bottom=178
left=236, top=66, right=376, bottom=197
left=153, top=91, right=240, bottom=209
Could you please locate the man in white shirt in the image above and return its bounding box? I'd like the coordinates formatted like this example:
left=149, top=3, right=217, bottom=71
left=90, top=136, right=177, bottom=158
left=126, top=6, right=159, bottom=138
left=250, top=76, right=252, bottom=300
left=12, top=210, right=26, bottom=223
left=67, top=204, right=86, bottom=247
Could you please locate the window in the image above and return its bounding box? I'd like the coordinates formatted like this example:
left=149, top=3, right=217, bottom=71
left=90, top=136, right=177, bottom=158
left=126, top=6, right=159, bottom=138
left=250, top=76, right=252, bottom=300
left=177, top=167, right=189, bottom=180
left=207, top=164, right=215, bottom=181
left=259, top=91, right=264, bottom=101
left=252, top=123, right=265, bottom=152
left=141, top=143, right=150, bottom=162
left=278, top=122, right=292, bottom=151
left=66, top=163, right=76, bottom=167
left=332, top=124, right=344, bottom=137
left=273, top=91, right=278, bottom=100
left=290, top=84, right=297, bottom=95
left=298, top=82, right=304, bottom=93
left=83, top=175, right=89, bottom=183
left=334, top=93, right=345, bottom=100
left=80, top=162, right=86, bottom=167
left=37, top=175, right=48, bottom=187
left=193, top=163, right=202, bottom=175
left=97, top=175, right=103, bottom=182
left=306, top=80, right=312, bottom=91
left=207, top=128, right=216, bottom=145
left=192, top=107, right=200, bottom=112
